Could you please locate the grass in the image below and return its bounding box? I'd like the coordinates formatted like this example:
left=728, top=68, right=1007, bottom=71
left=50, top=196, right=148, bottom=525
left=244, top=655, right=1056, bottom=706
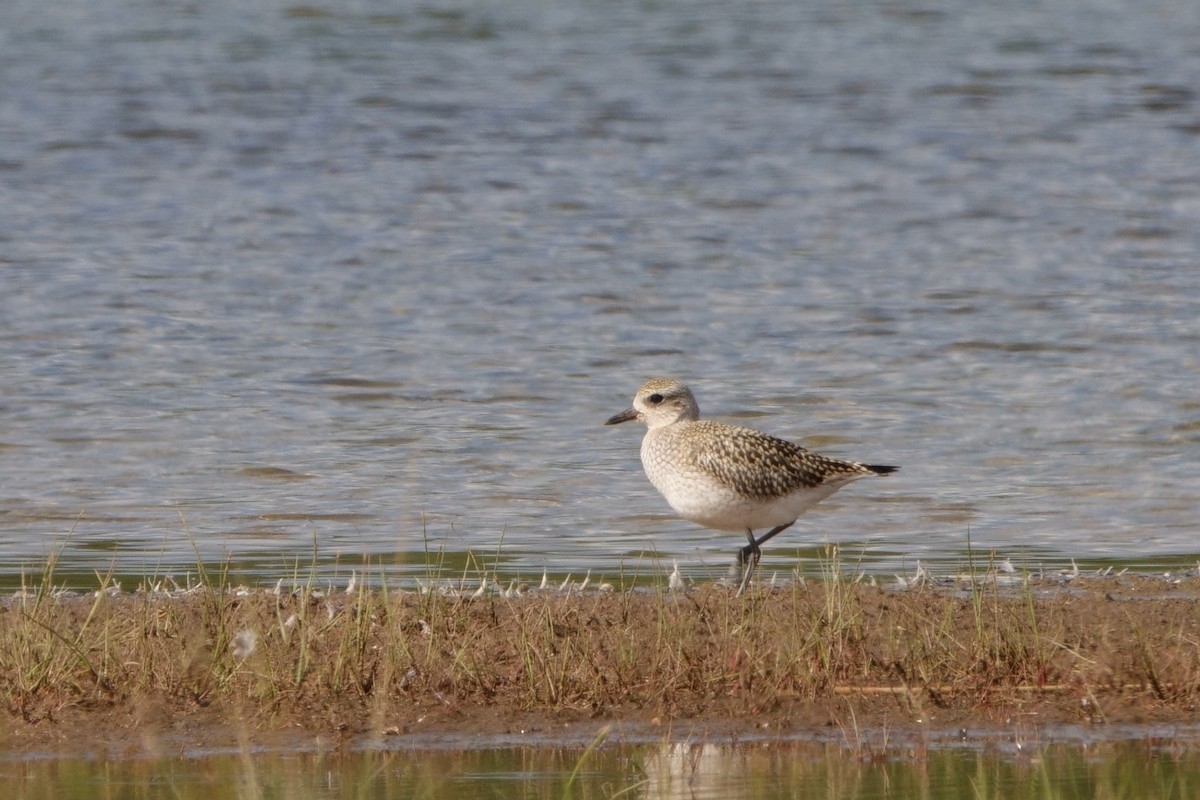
left=2, top=544, right=1200, bottom=754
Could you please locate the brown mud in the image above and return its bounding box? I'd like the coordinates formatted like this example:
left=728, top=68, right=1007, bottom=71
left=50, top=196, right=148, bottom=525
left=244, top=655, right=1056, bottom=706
left=3, top=574, right=1199, bottom=759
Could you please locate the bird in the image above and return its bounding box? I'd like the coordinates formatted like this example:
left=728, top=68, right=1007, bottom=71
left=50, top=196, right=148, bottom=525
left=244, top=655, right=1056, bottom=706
left=606, top=378, right=897, bottom=595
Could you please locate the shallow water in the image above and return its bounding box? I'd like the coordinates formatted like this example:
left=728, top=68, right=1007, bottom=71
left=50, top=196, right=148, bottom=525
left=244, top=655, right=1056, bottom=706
left=2, top=0, right=1199, bottom=590
left=4, top=736, right=1199, bottom=799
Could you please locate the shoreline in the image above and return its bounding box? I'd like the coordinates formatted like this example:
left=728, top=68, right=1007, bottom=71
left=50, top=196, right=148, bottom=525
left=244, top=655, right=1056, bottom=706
left=3, top=573, right=1199, bottom=760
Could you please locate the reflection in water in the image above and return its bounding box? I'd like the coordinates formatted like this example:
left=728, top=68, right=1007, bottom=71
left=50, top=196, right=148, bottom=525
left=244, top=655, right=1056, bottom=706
left=640, top=739, right=1200, bottom=799
left=3, top=738, right=1198, bottom=799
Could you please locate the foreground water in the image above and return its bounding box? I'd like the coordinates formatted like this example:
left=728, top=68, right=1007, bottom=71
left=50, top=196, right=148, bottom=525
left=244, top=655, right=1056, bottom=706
left=4, top=736, right=1198, bottom=799
left=2, top=0, right=1199, bottom=591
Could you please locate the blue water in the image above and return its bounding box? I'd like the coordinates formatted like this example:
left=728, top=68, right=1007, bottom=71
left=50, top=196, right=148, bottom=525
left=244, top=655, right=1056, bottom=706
left=2, top=0, right=1199, bottom=589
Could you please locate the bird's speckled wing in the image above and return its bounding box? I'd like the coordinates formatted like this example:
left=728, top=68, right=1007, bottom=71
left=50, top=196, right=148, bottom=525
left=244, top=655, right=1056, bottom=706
left=685, top=421, right=871, bottom=501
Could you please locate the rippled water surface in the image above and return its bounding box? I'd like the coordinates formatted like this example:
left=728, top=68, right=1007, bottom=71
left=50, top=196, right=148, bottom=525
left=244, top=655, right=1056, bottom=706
left=2, top=0, right=1199, bottom=589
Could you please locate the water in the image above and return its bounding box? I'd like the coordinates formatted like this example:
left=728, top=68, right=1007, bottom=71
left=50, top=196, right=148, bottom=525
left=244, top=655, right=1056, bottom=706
left=4, top=736, right=1199, bottom=799
left=2, top=0, right=1199, bottom=590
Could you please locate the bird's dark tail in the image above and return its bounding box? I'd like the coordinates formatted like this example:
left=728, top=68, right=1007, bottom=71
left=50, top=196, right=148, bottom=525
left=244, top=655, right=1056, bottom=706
left=865, top=464, right=899, bottom=475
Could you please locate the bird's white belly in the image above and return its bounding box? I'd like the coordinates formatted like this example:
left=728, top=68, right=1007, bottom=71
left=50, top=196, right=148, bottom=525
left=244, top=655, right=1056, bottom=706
left=644, top=465, right=841, bottom=532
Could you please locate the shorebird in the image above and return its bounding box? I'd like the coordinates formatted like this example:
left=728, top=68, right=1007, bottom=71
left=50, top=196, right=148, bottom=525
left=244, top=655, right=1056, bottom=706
left=606, top=378, right=897, bottom=595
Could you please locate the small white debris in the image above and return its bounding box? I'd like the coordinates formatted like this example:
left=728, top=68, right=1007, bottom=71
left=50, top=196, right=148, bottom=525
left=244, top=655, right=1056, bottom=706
left=895, top=561, right=929, bottom=590
left=345, top=572, right=357, bottom=595
left=230, top=630, right=257, bottom=660
left=538, top=571, right=549, bottom=591
left=668, top=561, right=685, bottom=592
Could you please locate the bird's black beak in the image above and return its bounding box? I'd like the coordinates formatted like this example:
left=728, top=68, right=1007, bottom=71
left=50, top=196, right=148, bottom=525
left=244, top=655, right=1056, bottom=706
left=605, top=408, right=639, bottom=425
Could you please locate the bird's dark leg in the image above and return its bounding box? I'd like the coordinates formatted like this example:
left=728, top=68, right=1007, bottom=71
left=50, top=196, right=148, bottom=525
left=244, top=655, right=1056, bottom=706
left=753, top=521, right=794, bottom=550
left=736, top=529, right=760, bottom=596
left=736, top=522, right=795, bottom=596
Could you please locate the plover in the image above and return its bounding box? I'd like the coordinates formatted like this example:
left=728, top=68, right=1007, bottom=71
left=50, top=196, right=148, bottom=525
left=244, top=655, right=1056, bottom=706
left=606, top=378, right=897, bottom=595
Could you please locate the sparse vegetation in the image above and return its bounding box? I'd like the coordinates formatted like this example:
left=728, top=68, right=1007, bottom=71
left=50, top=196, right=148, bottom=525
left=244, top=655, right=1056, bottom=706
left=2, top=548, right=1199, bottom=757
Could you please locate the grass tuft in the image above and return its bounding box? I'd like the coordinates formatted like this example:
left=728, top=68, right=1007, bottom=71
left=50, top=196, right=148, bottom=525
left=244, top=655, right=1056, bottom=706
left=2, top=546, right=1200, bottom=748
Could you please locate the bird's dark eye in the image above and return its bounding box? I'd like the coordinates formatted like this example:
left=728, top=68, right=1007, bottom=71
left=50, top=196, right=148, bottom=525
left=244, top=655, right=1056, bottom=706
left=647, top=393, right=664, bottom=404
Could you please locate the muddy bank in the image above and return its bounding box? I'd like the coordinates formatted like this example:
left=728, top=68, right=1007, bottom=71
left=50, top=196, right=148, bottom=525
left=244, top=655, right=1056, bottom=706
left=3, top=573, right=1199, bottom=758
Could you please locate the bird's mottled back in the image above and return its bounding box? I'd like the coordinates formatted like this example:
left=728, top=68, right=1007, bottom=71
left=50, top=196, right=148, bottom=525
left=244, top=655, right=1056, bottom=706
left=684, top=421, right=873, bottom=499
